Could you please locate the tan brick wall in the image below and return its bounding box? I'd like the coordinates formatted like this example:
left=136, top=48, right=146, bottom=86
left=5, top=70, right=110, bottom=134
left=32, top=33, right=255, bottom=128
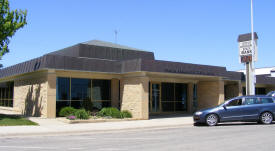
left=121, top=76, right=149, bottom=120
left=197, top=80, right=224, bottom=110
left=14, top=74, right=48, bottom=117
left=47, top=70, right=56, bottom=118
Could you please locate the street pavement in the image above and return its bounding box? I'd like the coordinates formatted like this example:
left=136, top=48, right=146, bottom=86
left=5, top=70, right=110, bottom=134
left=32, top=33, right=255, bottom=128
left=0, top=122, right=275, bottom=151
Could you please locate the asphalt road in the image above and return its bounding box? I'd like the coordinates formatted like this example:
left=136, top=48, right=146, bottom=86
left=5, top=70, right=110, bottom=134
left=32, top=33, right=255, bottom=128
left=1, top=122, right=275, bottom=151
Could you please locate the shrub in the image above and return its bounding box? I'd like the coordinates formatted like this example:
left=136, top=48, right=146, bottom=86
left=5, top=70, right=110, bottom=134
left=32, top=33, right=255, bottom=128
left=121, top=110, right=132, bottom=118
left=59, top=107, right=76, bottom=117
left=73, top=109, right=90, bottom=120
left=98, top=107, right=122, bottom=118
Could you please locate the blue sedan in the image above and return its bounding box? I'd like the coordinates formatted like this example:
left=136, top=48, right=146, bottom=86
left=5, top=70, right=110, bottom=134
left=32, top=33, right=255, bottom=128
left=193, top=96, right=275, bottom=126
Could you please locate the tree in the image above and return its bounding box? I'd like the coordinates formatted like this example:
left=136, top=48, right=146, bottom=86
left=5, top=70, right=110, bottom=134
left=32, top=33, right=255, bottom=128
left=0, top=0, right=27, bottom=68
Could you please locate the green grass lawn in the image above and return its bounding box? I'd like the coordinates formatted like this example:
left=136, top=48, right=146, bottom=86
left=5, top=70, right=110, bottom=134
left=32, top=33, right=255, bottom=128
left=0, top=114, right=38, bottom=126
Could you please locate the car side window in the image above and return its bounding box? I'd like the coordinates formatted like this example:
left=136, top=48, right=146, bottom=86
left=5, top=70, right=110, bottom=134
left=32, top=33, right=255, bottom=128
left=227, top=99, right=242, bottom=106
left=244, top=98, right=256, bottom=105
left=260, top=98, right=273, bottom=104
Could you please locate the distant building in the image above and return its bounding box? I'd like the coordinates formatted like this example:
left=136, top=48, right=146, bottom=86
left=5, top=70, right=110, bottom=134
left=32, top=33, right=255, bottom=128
left=237, top=67, right=275, bottom=95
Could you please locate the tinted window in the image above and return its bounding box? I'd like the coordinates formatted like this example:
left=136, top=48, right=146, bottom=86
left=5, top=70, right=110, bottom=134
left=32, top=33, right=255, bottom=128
left=244, top=98, right=256, bottom=105
left=0, top=82, right=14, bottom=107
left=57, top=77, right=70, bottom=100
left=255, top=88, right=266, bottom=95
left=92, top=80, right=111, bottom=100
left=161, top=83, right=174, bottom=102
left=71, top=78, right=91, bottom=101
left=260, top=98, right=273, bottom=104
left=227, top=99, right=242, bottom=106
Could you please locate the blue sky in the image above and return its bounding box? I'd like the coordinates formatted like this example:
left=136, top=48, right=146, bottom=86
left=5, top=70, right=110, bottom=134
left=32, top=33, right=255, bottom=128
left=3, top=0, right=275, bottom=71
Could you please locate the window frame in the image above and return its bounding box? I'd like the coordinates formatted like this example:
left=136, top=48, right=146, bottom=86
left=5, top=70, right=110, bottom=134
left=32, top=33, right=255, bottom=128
left=226, top=98, right=243, bottom=107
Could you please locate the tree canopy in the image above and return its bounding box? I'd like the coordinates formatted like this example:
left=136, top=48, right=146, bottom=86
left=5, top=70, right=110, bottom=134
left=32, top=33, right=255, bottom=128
left=0, top=0, right=27, bottom=66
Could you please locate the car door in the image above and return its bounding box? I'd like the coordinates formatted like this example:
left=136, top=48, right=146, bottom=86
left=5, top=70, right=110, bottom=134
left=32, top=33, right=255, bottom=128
left=240, top=97, right=259, bottom=120
left=219, top=98, right=244, bottom=122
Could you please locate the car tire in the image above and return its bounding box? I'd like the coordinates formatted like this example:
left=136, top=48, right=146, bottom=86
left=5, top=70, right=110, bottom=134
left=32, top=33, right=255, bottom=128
left=260, top=112, right=273, bottom=124
left=206, top=114, right=218, bottom=126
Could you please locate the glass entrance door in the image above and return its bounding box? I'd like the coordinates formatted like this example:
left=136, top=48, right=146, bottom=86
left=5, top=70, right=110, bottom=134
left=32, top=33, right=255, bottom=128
left=150, top=83, right=161, bottom=112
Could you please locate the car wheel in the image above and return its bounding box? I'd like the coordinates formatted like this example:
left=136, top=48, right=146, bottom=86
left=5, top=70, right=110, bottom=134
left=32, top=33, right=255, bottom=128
left=260, top=112, right=273, bottom=124
left=206, top=114, right=218, bottom=126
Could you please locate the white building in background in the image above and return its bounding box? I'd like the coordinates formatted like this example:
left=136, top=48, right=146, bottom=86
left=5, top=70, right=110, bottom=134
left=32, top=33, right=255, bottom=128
left=237, top=67, right=275, bottom=76
left=237, top=67, right=275, bottom=95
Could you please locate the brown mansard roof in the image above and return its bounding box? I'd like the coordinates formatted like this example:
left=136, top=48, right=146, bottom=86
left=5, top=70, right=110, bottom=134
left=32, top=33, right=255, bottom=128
left=0, top=40, right=245, bottom=81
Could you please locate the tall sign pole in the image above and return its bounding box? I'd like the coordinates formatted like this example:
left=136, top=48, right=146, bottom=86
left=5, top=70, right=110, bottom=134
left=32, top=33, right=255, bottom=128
left=237, top=0, right=258, bottom=96
left=249, top=0, right=255, bottom=95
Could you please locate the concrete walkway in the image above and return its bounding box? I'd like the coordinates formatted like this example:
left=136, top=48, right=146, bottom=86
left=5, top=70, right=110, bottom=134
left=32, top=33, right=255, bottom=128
left=0, top=115, right=194, bottom=137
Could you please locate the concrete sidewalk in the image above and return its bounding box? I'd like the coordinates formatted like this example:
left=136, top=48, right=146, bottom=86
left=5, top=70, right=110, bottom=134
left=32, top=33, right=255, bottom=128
left=0, top=116, right=193, bottom=137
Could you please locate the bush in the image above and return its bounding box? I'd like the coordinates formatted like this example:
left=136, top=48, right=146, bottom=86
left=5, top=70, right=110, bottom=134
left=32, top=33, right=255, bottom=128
left=59, top=107, right=76, bottom=117
left=73, top=109, right=90, bottom=120
left=98, top=107, right=122, bottom=118
left=120, top=110, right=132, bottom=118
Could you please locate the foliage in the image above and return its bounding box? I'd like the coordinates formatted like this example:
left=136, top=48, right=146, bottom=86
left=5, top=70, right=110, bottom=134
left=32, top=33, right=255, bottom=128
left=120, top=110, right=132, bottom=118
left=59, top=107, right=76, bottom=117
left=98, top=107, right=122, bottom=118
left=66, top=115, right=76, bottom=120
left=83, top=99, right=93, bottom=112
left=73, top=109, right=89, bottom=120
left=98, top=107, right=132, bottom=119
left=0, top=0, right=27, bottom=64
left=0, top=114, right=38, bottom=126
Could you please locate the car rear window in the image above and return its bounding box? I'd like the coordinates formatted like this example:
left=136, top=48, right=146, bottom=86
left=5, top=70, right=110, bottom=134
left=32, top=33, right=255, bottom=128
left=260, top=98, right=274, bottom=104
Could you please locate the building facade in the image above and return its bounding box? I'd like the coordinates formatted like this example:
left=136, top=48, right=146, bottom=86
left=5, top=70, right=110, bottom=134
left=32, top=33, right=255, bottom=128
left=0, top=40, right=274, bottom=119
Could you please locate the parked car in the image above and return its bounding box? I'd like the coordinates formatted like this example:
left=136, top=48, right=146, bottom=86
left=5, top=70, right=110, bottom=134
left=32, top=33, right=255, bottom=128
left=193, top=95, right=275, bottom=126
left=266, top=91, right=275, bottom=102
left=267, top=91, right=275, bottom=97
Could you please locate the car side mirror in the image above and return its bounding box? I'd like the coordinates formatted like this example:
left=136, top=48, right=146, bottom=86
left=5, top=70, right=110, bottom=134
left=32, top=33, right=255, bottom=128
left=223, top=105, right=227, bottom=110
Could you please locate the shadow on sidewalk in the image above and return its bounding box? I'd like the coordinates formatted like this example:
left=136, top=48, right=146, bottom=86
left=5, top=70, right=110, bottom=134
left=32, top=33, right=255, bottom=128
left=149, top=113, right=192, bottom=119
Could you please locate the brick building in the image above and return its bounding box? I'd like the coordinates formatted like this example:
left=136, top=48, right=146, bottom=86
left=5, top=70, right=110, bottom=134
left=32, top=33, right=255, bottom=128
left=0, top=40, right=274, bottom=119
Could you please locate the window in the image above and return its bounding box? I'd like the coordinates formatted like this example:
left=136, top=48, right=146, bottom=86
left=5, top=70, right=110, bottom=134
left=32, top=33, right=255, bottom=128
left=175, top=83, right=187, bottom=111
left=71, top=78, right=91, bottom=101
left=56, top=77, right=111, bottom=115
left=260, top=98, right=273, bottom=104
left=161, top=83, right=188, bottom=112
left=193, top=84, right=198, bottom=111
left=255, top=88, right=266, bottom=95
left=244, top=98, right=256, bottom=105
left=57, top=77, right=70, bottom=100
left=227, top=99, right=242, bottom=106
left=92, top=80, right=111, bottom=110
left=0, top=82, right=14, bottom=107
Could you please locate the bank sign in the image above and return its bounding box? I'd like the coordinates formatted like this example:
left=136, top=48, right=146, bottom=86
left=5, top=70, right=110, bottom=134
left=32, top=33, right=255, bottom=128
left=239, top=40, right=258, bottom=63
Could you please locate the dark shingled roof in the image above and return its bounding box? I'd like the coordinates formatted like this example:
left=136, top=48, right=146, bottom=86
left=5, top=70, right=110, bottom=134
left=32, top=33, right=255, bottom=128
left=256, top=74, right=275, bottom=85
left=0, top=40, right=244, bottom=81
left=238, top=32, right=258, bottom=42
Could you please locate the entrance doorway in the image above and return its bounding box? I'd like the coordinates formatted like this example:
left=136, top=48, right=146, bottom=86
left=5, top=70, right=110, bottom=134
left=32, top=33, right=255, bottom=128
left=149, top=82, right=188, bottom=114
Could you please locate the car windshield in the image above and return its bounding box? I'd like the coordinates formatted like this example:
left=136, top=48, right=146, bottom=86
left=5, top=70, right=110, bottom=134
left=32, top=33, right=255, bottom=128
left=218, top=100, right=230, bottom=106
